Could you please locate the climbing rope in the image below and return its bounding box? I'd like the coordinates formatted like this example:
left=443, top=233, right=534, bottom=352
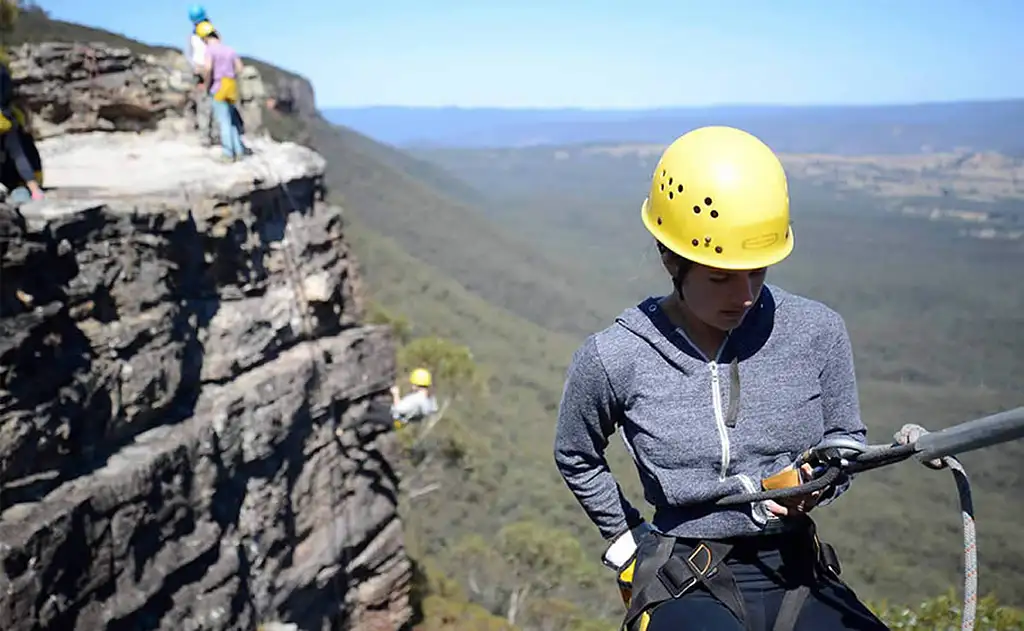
left=240, top=144, right=359, bottom=628
left=895, top=423, right=977, bottom=631
left=946, top=457, right=977, bottom=631
left=171, top=140, right=357, bottom=627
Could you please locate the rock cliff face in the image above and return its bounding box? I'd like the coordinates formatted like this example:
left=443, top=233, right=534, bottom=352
left=266, top=75, right=316, bottom=117
left=0, top=45, right=410, bottom=631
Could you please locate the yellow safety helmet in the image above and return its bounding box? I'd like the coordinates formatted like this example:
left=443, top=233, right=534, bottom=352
left=409, top=368, right=432, bottom=388
left=640, top=126, right=794, bottom=271
left=195, top=20, right=216, bottom=38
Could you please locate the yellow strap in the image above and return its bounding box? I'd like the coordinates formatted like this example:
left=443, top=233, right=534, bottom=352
left=638, top=611, right=651, bottom=631
left=213, top=76, right=238, bottom=103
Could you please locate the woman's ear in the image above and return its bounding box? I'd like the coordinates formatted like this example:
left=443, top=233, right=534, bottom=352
left=659, top=248, right=682, bottom=279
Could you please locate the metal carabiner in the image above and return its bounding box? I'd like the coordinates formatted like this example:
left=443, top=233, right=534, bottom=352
left=795, top=437, right=870, bottom=478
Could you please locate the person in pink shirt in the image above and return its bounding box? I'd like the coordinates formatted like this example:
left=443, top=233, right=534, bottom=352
left=197, top=21, right=249, bottom=161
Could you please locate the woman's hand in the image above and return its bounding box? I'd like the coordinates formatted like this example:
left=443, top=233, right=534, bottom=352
left=766, top=463, right=822, bottom=517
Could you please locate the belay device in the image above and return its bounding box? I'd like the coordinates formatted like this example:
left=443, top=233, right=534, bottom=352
left=711, top=406, right=1024, bottom=631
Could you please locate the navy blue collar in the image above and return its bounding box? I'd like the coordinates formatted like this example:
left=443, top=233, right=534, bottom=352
left=638, top=286, right=777, bottom=363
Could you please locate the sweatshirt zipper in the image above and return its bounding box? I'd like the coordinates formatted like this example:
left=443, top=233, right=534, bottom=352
left=709, top=360, right=731, bottom=480
left=673, top=324, right=733, bottom=481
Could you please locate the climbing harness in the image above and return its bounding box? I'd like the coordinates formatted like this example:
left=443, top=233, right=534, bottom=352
left=622, top=517, right=839, bottom=631
left=623, top=406, right=1024, bottom=631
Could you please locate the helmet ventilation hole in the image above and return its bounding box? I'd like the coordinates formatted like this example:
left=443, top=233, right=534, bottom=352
left=692, top=205, right=701, bottom=214
left=657, top=217, right=663, bottom=225
left=660, top=183, right=665, bottom=191
left=691, top=239, right=699, bottom=247
left=715, top=246, right=723, bottom=254
left=677, top=184, right=684, bottom=193
left=710, top=210, right=719, bottom=218
left=704, top=197, right=713, bottom=206
left=668, top=191, right=674, bottom=199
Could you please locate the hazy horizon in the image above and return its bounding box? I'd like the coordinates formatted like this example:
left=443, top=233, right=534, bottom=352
left=323, top=96, right=1024, bottom=111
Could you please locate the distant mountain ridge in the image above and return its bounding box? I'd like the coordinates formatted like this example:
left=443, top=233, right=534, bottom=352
left=323, top=100, right=1024, bottom=155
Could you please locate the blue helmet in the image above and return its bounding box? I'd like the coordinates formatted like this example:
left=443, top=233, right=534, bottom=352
left=188, top=4, right=207, bottom=23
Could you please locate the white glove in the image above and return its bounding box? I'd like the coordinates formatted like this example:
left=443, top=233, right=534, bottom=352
left=602, top=521, right=653, bottom=570
left=603, top=522, right=653, bottom=609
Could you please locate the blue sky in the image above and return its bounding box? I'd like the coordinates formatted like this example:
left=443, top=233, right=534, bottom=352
left=36, top=0, right=1024, bottom=109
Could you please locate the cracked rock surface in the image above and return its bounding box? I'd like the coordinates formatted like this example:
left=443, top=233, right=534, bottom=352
left=0, top=131, right=411, bottom=630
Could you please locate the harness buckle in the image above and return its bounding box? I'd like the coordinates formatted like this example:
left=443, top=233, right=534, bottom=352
left=654, top=542, right=715, bottom=598
left=655, top=563, right=696, bottom=599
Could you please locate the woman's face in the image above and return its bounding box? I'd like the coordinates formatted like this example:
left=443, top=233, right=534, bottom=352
left=669, top=258, right=768, bottom=331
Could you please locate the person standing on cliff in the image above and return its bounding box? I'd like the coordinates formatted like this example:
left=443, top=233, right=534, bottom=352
left=197, top=21, right=250, bottom=162
left=185, top=5, right=215, bottom=147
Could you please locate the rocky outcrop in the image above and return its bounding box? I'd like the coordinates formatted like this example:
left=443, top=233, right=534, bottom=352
left=0, top=131, right=412, bottom=629
left=266, top=75, right=316, bottom=117
left=6, top=41, right=267, bottom=140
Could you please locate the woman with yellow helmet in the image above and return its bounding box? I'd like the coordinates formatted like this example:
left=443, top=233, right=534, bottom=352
left=554, top=127, right=889, bottom=631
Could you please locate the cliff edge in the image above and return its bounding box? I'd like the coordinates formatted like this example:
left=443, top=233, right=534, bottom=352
left=0, top=42, right=411, bottom=631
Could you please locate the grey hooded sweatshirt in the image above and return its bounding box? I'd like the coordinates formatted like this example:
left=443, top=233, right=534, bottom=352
left=553, top=284, right=867, bottom=542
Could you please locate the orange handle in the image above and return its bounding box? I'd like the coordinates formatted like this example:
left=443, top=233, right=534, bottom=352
left=761, top=468, right=803, bottom=491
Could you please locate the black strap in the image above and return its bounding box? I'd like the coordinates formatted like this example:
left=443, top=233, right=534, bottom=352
left=818, top=541, right=842, bottom=579
left=770, top=519, right=843, bottom=631
left=622, top=537, right=749, bottom=631
left=623, top=520, right=845, bottom=631
left=622, top=534, right=675, bottom=630
left=805, top=516, right=842, bottom=582
left=772, top=585, right=811, bottom=631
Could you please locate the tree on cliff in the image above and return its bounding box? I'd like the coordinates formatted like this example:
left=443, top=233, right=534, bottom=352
left=398, top=334, right=484, bottom=404
left=443, top=520, right=602, bottom=629
left=0, top=1, right=17, bottom=47
left=395, top=334, right=486, bottom=483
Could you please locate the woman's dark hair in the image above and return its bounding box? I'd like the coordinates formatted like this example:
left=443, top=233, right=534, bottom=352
left=655, top=240, right=694, bottom=298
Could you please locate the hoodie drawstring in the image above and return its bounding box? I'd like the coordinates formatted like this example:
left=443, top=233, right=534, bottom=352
left=725, top=358, right=740, bottom=428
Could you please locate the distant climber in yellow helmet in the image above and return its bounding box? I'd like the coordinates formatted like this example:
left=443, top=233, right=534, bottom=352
left=554, top=127, right=888, bottom=631
left=185, top=7, right=215, bottom=147
left=390, top=368, right=439, bottom=429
